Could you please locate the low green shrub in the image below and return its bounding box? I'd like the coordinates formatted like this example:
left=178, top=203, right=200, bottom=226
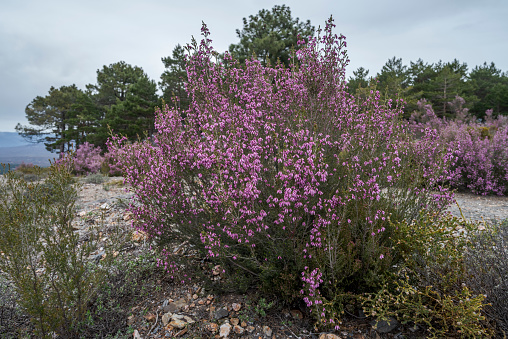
left=362, top=212, right=492, bottom=338
left=0, top=163, right=111, bottom=338
left=10, top=162, right=50, bottom=182
left=84, top=173, right=106, bottom=184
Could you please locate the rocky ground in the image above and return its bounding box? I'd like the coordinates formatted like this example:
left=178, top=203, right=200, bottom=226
left=2, top=177, right=506, bottom=339
left=71, top=178, right=507, bottom=339
left=446, top=191, right=508, bottom=222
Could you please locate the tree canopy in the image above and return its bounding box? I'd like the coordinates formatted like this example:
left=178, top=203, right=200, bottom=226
left=16, top=85, right=82, bottom=156
left=228, top=4, right=315, bottom=67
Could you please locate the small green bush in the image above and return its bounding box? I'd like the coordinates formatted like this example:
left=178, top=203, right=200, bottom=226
left=10, top=162, right=50, bottom=182
left=0, top=163, right=110, bottom=338
left=362, top=212, right=492, bottom=338
left=84, top=173, right=106, bottom=184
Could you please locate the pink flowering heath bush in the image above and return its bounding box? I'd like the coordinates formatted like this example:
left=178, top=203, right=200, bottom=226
left=73, top=142, right=104, bottom=174
left=101, top=142, right=130, bottom=176
left=108, top=18, right=454, bottom=328
left=410, top=97, right=508, bottom=195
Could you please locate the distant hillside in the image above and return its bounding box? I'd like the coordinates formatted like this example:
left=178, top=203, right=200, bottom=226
left=0, top=131, right=31, bottom=147
left=0, top=133, right=56, bottom=167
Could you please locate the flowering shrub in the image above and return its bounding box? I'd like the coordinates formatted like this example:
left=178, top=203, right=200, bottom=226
left=73, top=142, right=104, bottom=174
left=102, top=144, right=127, bottom=176
left=410, top=97, right=508, bottom=195
left=108, top=18, right=454, bottom=327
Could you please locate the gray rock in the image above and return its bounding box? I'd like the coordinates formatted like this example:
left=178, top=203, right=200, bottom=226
left=371, top=317, right=399, bottom=333
left=214, top=307, right=229, bottom=320
left=169, top=318, right=186, bottom=329
left=263, top=325, right=272, bottom=337
left=165, top=298, right=186, bottom=313
left=161, top=312, right=172, bottom=326
left=91, top=251, right=105, bottom=264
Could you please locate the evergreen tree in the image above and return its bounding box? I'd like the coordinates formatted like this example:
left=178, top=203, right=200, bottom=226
left=106, top=75, right=159, bottom=140
left=87, top=61, right=159, bottom=146
left=376, top=57, right=409, bottom=97
left=347, top=67, right=370, bottom=95
left=428, top=59, right=471, bottom=118
left=16, top=85, right=82, bottom=156
left=64, top=89, right=102, bottom=148
left=228, top=5, right=314, bottom=67
left=468, top=62, right=508, bottom=118
left=160, top=44, right=189, bottom=111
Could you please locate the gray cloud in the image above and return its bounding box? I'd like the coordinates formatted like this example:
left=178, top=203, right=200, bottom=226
left=1, top=0, right=507, bottom=131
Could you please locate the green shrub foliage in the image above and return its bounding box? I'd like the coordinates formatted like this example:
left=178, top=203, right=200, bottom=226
left=363, top=212, right=491, bottom=338
left=0, top=163, right=108, bottom=338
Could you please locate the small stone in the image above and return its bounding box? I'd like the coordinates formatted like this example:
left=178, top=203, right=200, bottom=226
left=230, top=317, right=239, bottom=326
left=232, top=302, right=241, bottom=312
left=143, top=313, right=156, bottom=322
left=169, top=318, right=187, bottom=329
left=219, top=323, right=232, bottom=338
left=161, top=312, right=172, bottom=326
left=246, top=326, right=255, bottom=333
left=319, top=334, right=340, bottom=339
left=183, top=315, right=195, bottom=324
left=263, top=325, right=272, bottom=337
left=371, top=317, right=399, bottom=333
left=198, top=300, right=205, bottom=305
left=192, top=294, right=198, bottom=299
left=165, top=298, right=187, bottom=313
left=233, top=325, right=245, bottom=334
left=100, top=203, right=110, bottom=210
left=131, top=230, right=147, bottom=242
left=241, top=321, right=247, bottom=327
left=212, top=265, right=221, bottom=275
left=133, top=329, right=142, bottom=339
left=214, top=307, right=229, bottom=320
left=408, top=324, right=419, bottom=333
left=207, top=322, right=219, bottom=333
left=78, top=211, right=87, bottom=217
left=127, top=315, right=135, bottom=325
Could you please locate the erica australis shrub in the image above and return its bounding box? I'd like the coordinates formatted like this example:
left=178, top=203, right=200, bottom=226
left=411, top=97, right=508, bottom=195
left=73, top=142, right=104, bottom=174
left=109, top=18, right=454, bottom=327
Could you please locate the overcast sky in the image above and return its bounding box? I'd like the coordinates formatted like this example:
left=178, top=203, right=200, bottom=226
left=1, top=0, right=507, bottom=132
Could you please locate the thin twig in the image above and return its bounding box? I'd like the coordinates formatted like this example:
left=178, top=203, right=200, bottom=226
left=228, top=258, right=259, bottom=277
left=147, top=310, right=159, bottom=336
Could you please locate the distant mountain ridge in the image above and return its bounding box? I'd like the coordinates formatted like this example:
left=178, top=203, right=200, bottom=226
left=0, top=131, right=32, bottom=147
left=0, top=132, right=55, bottom=167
